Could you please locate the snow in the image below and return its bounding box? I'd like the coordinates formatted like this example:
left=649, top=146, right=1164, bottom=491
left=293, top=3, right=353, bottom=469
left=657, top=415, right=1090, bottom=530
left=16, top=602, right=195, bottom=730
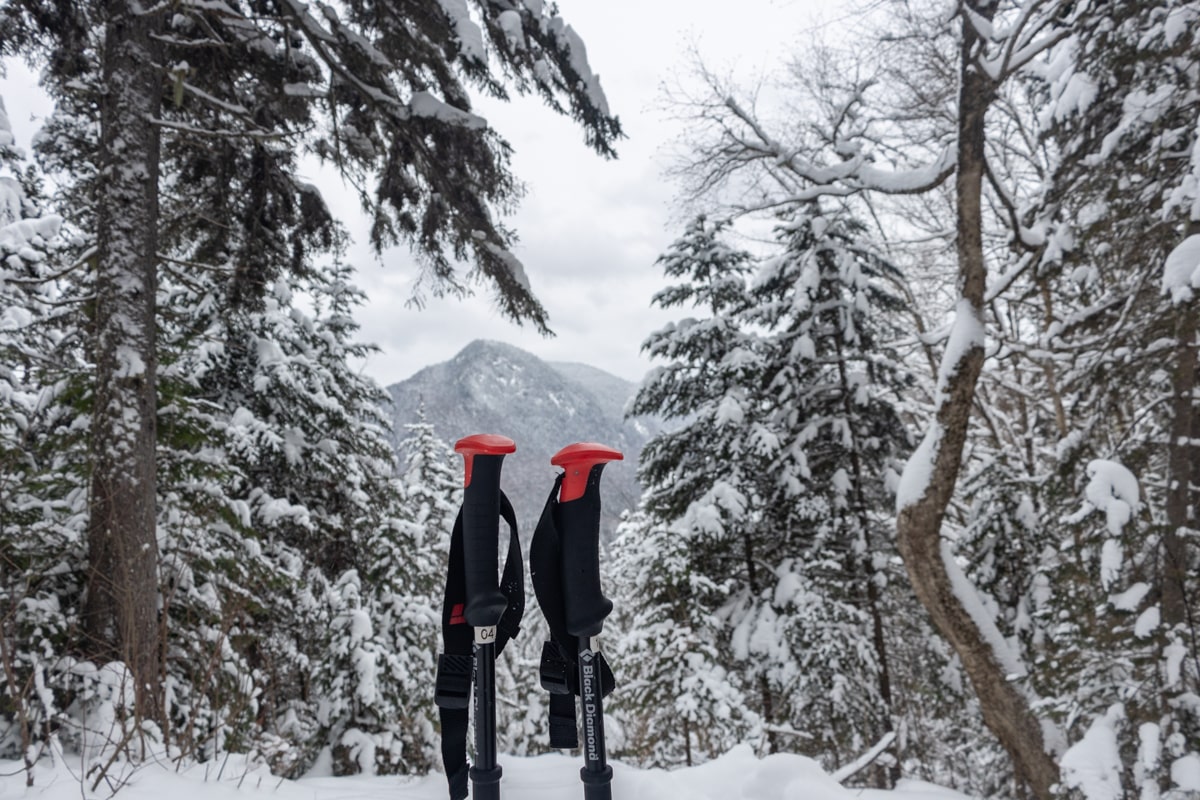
left=0, top=213, right=64, bottom=254
left=1133, top=605, right=1160, bottom=639
left=555, top=24, right=611, bottom=117
left=481, top=240, right=532, bottom=292
left=935, top=300, right=985, bottom=402
left=1162, top=234, right=1200, bottom=304
left=896, top=301, right=984, bottom=513
left=0, top=175, right=21, bottom=225
left=1165, top=641, right=1188, bottom=688
left=1081, top=459, right=1140, bottom=537
left=854, top=145, right=957, bottom=194
left=0, top=96, right=14, bottom=149
left=716, top=394, right=745, bottom=426
left=1161, top=5, right=1199, bottom=47
left=1053, top=72, right=1100, bottom=121
left=1173, top=753, right=1200, bottom=792
left=114, top=345, right=148, bottom=379
left=940, top=541, right=1026, bottom=679
left=496, top=10, right=526, bottom=52
left=409, top=91, right=487, bottom=129
left=1100, top=85, right=1178, bottom=161
left=434, top=0, right=485, bottom=63
left=1138, top=723, right=1160, bottom=773
left=895, top=422, right=941, bottom=512
left=1109, top=582, right=1150, bottom=612
left=1099, top=539, right=1122, bottom=590
left=830, top=732, right=896, bottom=783
left=1060, top=705, right=1125, bottom=800
left=0, top=745, right=978, bottom=800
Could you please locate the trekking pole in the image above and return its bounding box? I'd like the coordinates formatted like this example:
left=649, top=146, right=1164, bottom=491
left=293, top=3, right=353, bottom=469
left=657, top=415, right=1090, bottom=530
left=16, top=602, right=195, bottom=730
left=551, top=442, right=623, bottom=800
left=455, top=434, right=517, bottom=800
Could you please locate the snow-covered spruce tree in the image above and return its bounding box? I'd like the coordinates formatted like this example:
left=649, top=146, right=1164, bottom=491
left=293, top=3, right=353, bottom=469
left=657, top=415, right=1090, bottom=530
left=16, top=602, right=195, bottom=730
left=0, top=100, right=81, bottom=773
left=616, top=215, right=767, bottom=762
left=609, top=509, right=757, bottom=767
left=1026, top=3, right=1200, bottom=794
left=737, top=204, right=910, bottom=782
left=395, top=407, right=462, bottom=569
left=622, top=206, right=913, bottom=778
left=630, top=215, right=761, bottom=525
left=1, top=0, right=622, bottom=729
left=330, top=411, right=461, bottom=774
left=214, top=264, right=416, bottom=773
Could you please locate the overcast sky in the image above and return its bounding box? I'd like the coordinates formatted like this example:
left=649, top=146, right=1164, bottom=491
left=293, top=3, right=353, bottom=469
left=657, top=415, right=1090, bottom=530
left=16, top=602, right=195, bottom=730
left=351, top=0, right=860, bottom=386
left=1, top=1, right=848, bottom=387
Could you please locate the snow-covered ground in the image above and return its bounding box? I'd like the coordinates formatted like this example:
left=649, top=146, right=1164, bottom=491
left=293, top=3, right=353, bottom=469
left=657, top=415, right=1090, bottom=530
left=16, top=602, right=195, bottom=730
left=3, top=746, right=973, bottom=800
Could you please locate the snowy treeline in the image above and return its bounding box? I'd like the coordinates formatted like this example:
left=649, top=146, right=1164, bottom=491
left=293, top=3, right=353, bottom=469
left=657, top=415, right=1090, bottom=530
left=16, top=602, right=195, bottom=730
left=608, top=2, right=1200, bottom=799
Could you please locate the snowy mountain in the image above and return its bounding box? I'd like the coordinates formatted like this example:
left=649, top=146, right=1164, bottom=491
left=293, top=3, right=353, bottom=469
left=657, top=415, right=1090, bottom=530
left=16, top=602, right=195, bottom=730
left=386, top=340, right=656, bottom=538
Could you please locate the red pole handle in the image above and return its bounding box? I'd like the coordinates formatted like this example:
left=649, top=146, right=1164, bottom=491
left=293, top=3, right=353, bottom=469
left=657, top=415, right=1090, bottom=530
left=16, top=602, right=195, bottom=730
left=551, top=442, right=623, bottom=503
left=551, top=442, right=623, bottom=638
left=455, top=433, right=517, bottom=487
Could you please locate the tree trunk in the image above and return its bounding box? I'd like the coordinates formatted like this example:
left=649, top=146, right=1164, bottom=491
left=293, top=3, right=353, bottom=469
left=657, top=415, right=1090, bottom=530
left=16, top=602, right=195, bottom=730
left=835, top=329, right=898, bottom=788
left=1162, top=220, right=1199, bottom=629
left=894, top=5, right=1059, bottom=799
left=741, top=530, right=778, bottom=753
left=83, top=0, right=164, bottom=726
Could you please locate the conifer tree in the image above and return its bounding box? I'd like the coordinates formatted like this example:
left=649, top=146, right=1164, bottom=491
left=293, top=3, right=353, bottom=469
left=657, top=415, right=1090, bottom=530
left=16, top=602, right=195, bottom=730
left=618, top=216, right=769, bottom=758
left=610, top=509, right=757, bottom=767
left=0, top=99, right=79, bottom=768
left=1030, top=4, right=1200, bottom=793
left=740, top=205, right=909, bottom=778
left=0, top=0, right=623, bottom=728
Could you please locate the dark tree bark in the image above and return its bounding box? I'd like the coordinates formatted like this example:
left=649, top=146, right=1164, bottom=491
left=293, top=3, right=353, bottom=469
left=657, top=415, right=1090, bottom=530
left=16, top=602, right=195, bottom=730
left=1163, top=220, right=1200, bottom=629
left=836, top=327, right=898, bottom=789
left=83, top=0, right=165, bottom=725
left=894, top=4, right=1059, bottom=799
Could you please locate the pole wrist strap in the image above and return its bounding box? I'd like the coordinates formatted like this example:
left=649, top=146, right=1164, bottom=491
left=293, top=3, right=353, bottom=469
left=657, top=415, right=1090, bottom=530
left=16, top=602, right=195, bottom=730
left=529, top=476, right=615, bottom=750
left=435, top=492, right=524, bottom=800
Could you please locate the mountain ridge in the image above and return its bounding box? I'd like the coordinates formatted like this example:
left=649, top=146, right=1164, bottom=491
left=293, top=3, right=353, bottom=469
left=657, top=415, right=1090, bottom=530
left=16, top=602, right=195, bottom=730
left=386, top=340, right=654, bottom=538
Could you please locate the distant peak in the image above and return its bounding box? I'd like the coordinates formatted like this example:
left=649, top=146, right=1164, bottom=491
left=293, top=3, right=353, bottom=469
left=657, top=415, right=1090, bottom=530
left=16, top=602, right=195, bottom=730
left=455, top=339, right=534, bottom=360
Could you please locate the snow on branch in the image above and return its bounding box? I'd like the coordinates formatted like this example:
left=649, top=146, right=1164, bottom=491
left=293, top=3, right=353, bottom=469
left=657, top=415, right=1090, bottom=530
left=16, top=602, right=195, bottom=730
left=1064, top=459, right=1140, bottom=538
left=977, top=0, right=1073, bottom=82
left=896, top=300, right=986, bottom=512
left=720, top=96, right=955, bottom=199
left=1163, top=234, right=1200, bottom=304
left=831, top=731, right=897, bottom=783
left=941, top=540, right=1028, bottom=679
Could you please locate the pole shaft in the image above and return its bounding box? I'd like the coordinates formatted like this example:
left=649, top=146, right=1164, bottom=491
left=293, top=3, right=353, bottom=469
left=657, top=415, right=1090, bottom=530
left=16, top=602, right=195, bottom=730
left=470, top=640, right=502, bottom=800
left=578, top=638, right=612, bottom=800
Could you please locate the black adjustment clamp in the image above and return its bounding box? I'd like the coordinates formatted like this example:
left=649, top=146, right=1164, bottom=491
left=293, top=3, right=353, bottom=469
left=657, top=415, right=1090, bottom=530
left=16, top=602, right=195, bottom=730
left=435, top=653, right=473, bottom=710
left=539, top=641, right=573, bottom=695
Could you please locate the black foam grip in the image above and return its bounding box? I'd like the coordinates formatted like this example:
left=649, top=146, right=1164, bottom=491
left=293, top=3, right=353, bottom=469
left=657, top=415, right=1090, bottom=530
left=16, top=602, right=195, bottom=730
left=558, top=464, right=613, bottom=638
left=462, top=453, right=508, bottom=627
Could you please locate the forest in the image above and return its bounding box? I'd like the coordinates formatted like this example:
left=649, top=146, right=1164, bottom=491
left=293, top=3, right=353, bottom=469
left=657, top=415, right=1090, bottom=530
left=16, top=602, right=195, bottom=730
left=1, top=2, right=1198, bottom=799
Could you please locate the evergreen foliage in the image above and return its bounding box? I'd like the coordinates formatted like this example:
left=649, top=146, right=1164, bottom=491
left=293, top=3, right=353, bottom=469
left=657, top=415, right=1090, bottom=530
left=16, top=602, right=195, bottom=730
left=0, top=0, right=621, bottom=777
left=3, top=2, right=1199, bottom=795
left=615, top=207, right=912, bottom=779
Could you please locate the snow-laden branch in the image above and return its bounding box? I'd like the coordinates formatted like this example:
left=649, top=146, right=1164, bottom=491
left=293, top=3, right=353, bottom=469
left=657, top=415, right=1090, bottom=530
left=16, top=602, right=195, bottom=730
left=1163, top=234, right=1200, bottom=304
left=721, top=97, right=955, bottom=199
left=978, top=0, right=1073, bottom=82
left=831, top=731, right=897, bottom=783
